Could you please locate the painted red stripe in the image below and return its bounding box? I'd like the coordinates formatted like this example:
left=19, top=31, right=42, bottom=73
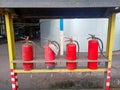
left=10, top=70, right=18, bottom=90
left=10, top=69, right=14, bottom=72
left=106, top=86, right=110, bottom=90
left=12, top=88, right=17, bottom=90
left=106, top=78, right=110, bottom=82
left=15, top=73, right=19, bottom=90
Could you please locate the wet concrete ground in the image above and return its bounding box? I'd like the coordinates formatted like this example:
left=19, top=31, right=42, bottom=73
left=0, top=41, right=120, bottom=90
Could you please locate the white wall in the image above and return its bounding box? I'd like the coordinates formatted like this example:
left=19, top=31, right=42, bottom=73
left=64, top=19, right=108, bottom=52
left=40, top=15, right=120, bottom=52
left=40, top=19, right=59, bottom=47
left=113, top=13, right=120, bottom=51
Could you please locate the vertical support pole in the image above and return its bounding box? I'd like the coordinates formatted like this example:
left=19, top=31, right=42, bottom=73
left=107, top=13, right=116, bottom=64
left=5, top=12, right=14, bottom=69
left=60, top=18, right=64, bottom=55
left=106, top=16, right=112, bottom=57
left=106, top=13, right=116, bottom=61
left=9, top=14, right=16, bottom=59
left=5, top=12, right=18, bottom=90
left=104, top=13, right=116, bottom=90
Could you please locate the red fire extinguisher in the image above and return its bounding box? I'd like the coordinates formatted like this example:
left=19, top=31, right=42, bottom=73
left=65, top=37, right=79, bottom=70
left=44, top=40, right=60, bottom=69
left=22, top=36, right=35, bottom=71
left=87, top=34, right=103, bottom=69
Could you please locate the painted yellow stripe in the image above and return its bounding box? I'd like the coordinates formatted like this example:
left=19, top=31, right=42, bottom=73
left=5, top=12, right=14, bottom=69
left=106, top=16, right=112, bottom=57
left=9, top=14, right=16, bottom=59
left=14, top=68, right=107, bottom=73
left=108, top=13, right=116, bottom=60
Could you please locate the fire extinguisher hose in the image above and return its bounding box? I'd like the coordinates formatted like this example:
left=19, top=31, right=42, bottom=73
left=96, top=37, right=107, bottom=58
left=73, top=40, right=80, bottom=53
left=96, top=38, right=103, bottom=55
left=49, top=40, right=60, bottom=56
left=51, top=41, right=60, bottom=54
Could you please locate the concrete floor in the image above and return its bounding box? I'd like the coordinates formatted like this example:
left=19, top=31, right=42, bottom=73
left=0, top=41, right=120, bottom=90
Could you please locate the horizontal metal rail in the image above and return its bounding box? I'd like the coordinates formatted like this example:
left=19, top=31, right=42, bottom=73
left=12, top=59, right=109, bottom=63
left=14, top=68, right=107, bottom=73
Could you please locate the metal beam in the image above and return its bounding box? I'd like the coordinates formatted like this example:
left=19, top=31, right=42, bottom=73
left=0, top=0, right=120, bottom=8
left=9, top=14, right=16, bottom=59
left=106, top=16, right=112, bottom=57
left=5, top=12, right=16, bottom=69
left=13, top=23, right=39, bottom=26
left=106, top=13, right=116, bottom=62
left=104, top=13, right=116, bottom=90
left=14, top=68, right=107, bottom=73
left=18, top=15, right=109, bottom=19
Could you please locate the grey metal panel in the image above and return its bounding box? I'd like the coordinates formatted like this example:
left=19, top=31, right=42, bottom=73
left=0, top=0, right=120, bottom=8
left=0, top=0, right=89, bottom=8
left=89, top=0, right=120, bottom=7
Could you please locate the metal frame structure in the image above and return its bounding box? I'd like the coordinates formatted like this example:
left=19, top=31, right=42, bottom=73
left=0, top=8, right=116, bottom=90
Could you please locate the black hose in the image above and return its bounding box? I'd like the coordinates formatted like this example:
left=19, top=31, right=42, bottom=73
left=96, top=37, right=103, bottom=55
left=73, top=40, right=80, bottom=53
left=96, top=37, right=107, bottom=58
left=51, top=41, right=60, bottom=54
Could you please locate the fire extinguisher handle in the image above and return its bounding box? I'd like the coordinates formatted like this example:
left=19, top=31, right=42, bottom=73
left=64, top=40, right=70, bottom=42
left=64, top=37, right=70, bottom=39
left=88, top=34, right=95, bottom=37
left=88, top=34, right=96, bottom=39
left=28, top=41, right=36, bottom=46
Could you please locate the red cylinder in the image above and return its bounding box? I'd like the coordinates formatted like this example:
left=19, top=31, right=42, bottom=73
left=44, top=44, right=55, bottom=66
left=66, top=43, right=76, bottom=70
left=88, top=40, right=98, bottom=69
left=22, top=44, right=33, bottom=70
